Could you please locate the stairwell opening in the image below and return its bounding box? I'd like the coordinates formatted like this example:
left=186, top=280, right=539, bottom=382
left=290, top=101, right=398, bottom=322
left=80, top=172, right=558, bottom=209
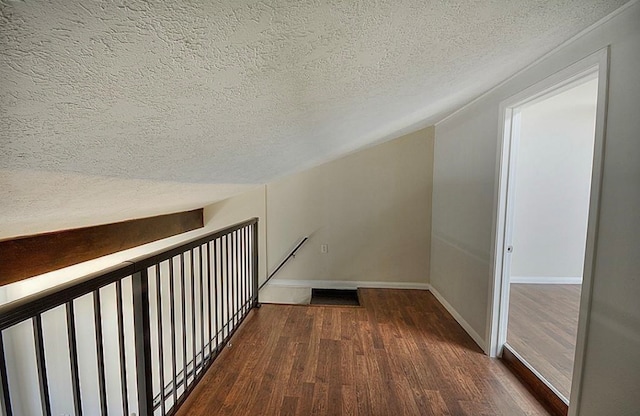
left=310, top=288, right=360, bottom=306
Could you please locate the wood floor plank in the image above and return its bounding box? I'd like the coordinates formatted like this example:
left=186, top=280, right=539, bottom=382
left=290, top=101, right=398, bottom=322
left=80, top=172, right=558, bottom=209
left=353, top=354, right=373, bottom=416
left=422, top=390, right=452, bottom=416
left=280, top=396, right=298, bottom=416
left=340, top=385, right=357, bottom=416
left=177, top=289, right=549, bottom=416
left=296, top=382, right=315, bottom=415
left=310, top=382, right=329, bottom=415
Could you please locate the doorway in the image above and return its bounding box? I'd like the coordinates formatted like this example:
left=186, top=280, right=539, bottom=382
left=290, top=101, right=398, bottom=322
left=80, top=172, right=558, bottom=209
left=489, top=50, right=608, bottom=411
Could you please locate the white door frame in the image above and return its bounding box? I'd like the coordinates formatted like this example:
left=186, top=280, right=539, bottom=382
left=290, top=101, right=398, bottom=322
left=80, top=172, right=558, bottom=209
left=487, top=47, right=609, bottom=411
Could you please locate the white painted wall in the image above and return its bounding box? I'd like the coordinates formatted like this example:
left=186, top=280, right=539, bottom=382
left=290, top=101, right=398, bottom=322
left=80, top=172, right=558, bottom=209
left=431, top=2, right=640, bottom=414
left=510, top=79, right=597, bottom=283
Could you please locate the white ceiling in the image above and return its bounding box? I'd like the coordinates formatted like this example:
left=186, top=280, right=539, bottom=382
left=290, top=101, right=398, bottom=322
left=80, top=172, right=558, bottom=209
left=0, top=0, right=629, bottom=238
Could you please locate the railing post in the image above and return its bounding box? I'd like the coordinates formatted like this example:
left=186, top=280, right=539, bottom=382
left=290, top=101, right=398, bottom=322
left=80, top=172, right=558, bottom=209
left=132, top=269, right=153, bottom=416
left=252, top=221, right=260, bottom=308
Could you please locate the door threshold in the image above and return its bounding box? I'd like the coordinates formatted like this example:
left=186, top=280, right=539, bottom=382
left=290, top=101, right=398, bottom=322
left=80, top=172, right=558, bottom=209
left=501, top=344, right=568, bottom=416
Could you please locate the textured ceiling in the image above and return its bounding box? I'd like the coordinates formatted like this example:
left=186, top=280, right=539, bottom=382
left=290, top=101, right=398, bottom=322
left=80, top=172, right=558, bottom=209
left=0, top=0, right=629, bottom=237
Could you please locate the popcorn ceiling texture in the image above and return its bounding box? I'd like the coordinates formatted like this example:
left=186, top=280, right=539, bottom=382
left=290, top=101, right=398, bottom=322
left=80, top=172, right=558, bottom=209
left=0, top=0, right=628, bottom=237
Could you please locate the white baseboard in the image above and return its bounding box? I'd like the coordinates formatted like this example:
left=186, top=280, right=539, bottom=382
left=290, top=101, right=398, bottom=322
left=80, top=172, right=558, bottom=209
left=427, top=284, right=486, bottom=353
left=510, top=276, right=582, bottom=284
left=264, top=279, right=429, bottom=290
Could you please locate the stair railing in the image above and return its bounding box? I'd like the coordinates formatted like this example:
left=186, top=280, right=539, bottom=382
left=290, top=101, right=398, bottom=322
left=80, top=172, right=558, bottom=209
left=0, top=218, right=259, bottom=416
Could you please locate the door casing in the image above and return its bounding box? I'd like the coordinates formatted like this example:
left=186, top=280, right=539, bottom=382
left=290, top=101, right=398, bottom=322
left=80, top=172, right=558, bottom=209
left=487, top=47, right=609, bottom=414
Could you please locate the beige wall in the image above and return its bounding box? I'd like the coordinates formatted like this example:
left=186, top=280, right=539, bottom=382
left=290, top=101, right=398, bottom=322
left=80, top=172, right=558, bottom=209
left=204, top=186, right=268, bottom=285
left=432, top=3, right=640, bottom=414
left=206, top=126, right=435, bottom=292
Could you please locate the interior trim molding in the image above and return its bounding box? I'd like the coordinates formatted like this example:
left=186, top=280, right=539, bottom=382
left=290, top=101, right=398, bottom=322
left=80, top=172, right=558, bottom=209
left=0, top=209, right=204, bottom=286
left=427, top=284, right=487, bottom=352
left=264, top=279, right=429, bottom=290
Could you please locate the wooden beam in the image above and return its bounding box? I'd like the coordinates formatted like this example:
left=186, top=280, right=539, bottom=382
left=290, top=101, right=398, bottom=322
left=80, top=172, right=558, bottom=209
left=0, top=209, right=204, bottom=287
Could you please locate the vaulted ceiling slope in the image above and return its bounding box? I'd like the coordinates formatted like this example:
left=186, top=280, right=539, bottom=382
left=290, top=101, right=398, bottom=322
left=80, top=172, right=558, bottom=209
left=0, top=0, right=629, bottom=237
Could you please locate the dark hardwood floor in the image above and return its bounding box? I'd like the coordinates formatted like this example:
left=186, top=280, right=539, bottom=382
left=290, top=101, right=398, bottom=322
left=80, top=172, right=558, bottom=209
left=507, top=284, right=582, bottom=400
left=177, top=289, right=548, bottom=416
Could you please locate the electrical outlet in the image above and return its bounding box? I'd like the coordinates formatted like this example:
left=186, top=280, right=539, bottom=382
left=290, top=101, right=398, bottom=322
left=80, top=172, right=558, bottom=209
left=320, top=244, right=328, bottom=253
